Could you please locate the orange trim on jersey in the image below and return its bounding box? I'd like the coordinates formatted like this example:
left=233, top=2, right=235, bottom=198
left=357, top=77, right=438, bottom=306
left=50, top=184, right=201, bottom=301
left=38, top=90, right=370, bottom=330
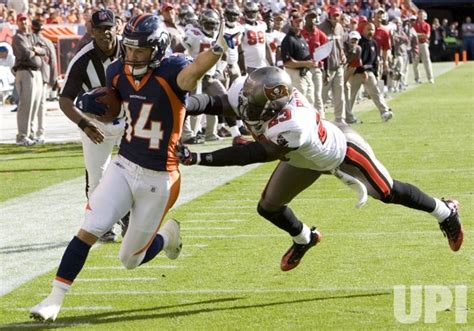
left=55, top=276, right=73, bottom=285
left=112, top=73, right=120, bottom=88
left=346, top=145, right=391, bottom=197
left=123, top=65, right=153, bottom=91
left=155, top=76, right=186, bottom=172
left=133, top=170, right=181, bottom=256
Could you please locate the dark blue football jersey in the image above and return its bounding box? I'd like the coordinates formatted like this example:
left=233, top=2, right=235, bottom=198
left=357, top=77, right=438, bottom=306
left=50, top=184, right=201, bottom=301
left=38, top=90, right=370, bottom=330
left=107, top=54, right=192, bottom=171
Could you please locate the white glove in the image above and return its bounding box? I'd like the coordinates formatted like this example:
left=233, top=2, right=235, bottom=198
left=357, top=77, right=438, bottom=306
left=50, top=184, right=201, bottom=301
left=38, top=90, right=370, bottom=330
left=211, top=14, right=228, bottom=56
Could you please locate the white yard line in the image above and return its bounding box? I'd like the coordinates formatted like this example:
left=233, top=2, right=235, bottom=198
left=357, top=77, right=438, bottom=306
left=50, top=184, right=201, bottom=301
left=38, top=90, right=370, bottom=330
left=84, top=265, right=177, bottom=270
left=48, top=287, right=398, bottom=296
left=8, top=306, right=113, bottom=311
left=75, top=277, right=159, bottom=282
left=6, top=323, right=91, bottom=328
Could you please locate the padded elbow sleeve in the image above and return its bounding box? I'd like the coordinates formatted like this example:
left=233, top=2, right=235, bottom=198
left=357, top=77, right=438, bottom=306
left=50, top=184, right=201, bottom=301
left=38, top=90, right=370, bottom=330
left=185, top=95, right=223, bottom=116
left=199, top=142, right=267, bottom=166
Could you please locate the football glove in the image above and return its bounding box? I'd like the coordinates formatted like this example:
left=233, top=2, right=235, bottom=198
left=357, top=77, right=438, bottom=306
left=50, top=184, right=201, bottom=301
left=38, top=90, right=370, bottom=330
left=211, top=15, right=228, bottom=55
left=75, top=90, right=107, bottom=116
left=176, top=142, right=199, bottom=165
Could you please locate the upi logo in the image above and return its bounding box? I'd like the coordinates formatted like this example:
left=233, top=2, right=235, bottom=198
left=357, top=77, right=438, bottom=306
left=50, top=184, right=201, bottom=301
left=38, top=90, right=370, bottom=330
left=393, top=285, right=467, bottom=324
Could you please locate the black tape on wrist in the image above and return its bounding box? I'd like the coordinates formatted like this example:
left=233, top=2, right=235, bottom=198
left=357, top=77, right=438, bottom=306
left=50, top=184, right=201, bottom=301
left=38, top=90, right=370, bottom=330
left=78, top=118, right=91, bottom=130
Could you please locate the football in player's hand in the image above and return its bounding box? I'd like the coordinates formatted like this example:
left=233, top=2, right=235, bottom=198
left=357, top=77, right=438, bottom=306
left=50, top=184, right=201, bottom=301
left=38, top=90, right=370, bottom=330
left=92, top=87, right=122, bottom=123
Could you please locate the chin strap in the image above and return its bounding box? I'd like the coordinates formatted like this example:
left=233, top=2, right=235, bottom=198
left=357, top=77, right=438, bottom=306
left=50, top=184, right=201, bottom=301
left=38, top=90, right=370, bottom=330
left=332, top=168, right=368, bottom=209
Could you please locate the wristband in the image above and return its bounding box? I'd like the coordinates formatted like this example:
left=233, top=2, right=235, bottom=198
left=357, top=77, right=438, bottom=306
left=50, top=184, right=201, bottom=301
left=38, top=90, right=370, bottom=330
left=195, top=153, right=201, bottom=165
left=78, top=118, right=91, bottom=130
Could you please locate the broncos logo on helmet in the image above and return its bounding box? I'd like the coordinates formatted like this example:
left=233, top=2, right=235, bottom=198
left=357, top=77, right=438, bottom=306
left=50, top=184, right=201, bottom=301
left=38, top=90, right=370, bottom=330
left=122, top=14, right=170, bottom=70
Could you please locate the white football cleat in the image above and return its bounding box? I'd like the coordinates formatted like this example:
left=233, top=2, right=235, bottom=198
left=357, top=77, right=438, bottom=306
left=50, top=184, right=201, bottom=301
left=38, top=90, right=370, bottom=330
left=333, top=169, right=368, bottom=209
left=30, top=297, right=62, bottom=322
left=159, top=219, right=182, bottom=259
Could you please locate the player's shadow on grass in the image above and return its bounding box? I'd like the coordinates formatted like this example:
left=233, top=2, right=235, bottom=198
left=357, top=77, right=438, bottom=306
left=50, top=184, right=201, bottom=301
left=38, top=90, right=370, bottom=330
left=15, top=292, right=390, bottom=328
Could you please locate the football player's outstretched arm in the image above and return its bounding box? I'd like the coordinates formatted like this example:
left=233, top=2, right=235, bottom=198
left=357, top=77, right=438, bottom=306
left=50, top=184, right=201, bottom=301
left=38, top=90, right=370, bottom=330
left=178, top=139, right=293, bottom=166
left=185, top=94, right=236, bottom=117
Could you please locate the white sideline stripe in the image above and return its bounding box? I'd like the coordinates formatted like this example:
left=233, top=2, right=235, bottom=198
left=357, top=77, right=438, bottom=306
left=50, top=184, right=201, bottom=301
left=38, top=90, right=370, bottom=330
left=9, top=306, right=113, bottom=311
left=58, top=287, right=395, bottom=296
left=75, top=277, right=158, bottom=282
left=84, top=265, right=177, bottom=270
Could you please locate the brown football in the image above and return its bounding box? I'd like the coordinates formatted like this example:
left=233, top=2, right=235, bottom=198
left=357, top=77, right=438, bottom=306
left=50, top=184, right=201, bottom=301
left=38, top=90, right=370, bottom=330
left=93, top=87, right=122, bottom=123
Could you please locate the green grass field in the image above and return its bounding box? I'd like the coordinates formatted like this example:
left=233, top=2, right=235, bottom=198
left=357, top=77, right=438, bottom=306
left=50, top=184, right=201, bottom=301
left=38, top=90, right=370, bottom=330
left=0, top=63, right=473, bottom=330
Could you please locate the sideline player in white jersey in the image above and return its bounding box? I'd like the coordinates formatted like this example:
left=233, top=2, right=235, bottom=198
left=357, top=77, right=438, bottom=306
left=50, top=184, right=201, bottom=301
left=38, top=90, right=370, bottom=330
left=239, top=1, right=274, bottom=73
left=264, top=10, right=286, bottom=68
left=222, top=2, right=244, bottom=85
left=180, top=67, right=464, bottom=271
left=182, top=9, right=224, bottom=141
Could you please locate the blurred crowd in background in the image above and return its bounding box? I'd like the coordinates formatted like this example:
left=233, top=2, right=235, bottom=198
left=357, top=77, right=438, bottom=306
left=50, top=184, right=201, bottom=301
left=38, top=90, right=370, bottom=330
left=1, top=0, right=473, bottom=61
left=0, top=0, right=473, bottom=146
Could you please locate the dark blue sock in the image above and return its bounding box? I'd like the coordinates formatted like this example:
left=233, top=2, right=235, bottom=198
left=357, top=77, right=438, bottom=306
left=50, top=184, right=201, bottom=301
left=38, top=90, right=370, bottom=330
left=140, top=234, right=164, bottom=265
left=56, top=236, right=91, bottom=284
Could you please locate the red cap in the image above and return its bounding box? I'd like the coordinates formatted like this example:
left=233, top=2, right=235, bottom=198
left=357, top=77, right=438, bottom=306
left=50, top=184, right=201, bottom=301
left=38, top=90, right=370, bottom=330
left=328, top=6, right=342, bottom=17
left=358, top=15, right=368, bottom=23
left=16, top=12, right=28, bottom=22
left=161, top=2, right=174, bottom=11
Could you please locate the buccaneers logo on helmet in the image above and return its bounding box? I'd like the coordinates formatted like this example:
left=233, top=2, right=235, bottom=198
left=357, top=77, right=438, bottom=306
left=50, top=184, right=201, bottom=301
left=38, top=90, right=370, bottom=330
left=264, top=84, right=290, bottom=101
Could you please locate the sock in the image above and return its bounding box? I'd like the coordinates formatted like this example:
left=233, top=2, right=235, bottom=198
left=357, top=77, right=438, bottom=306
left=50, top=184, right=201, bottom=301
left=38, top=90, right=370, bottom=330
left=237, top=120, right=243, bottom=127
left=257, top=204, right=303, bottom=236
left=140, top=234, right=164, bottom=265
left=217, top=123, right=223, bottom=129
left=292, top=223, right=311, bottom=244
left=229, top=125, right=240, bottom=138
left=44, top=286, right=67, bottom=306
left=431, top=198, right=452, bottom=223
left=388, top=180, right=436, bottom=212
left=54, top=236, right=91, bottom=289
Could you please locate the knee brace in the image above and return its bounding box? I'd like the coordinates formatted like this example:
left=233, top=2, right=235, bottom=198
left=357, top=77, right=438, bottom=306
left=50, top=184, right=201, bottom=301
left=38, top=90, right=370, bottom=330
left=257, top=203, right=302, bottom=236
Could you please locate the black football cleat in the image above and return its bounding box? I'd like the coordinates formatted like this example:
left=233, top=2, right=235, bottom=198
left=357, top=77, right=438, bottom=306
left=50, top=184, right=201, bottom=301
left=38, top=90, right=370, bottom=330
left=439, top=199, right=464, bottom=252
left=119, top=213, right=130, bottom=238
left=280, top=226, right=321, bottom=272
left=99, top=230, right=117, bottom=242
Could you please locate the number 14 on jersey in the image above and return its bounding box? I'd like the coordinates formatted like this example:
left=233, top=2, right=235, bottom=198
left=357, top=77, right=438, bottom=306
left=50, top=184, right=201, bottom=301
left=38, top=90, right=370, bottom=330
left=123, top=102, right=164, bottom=150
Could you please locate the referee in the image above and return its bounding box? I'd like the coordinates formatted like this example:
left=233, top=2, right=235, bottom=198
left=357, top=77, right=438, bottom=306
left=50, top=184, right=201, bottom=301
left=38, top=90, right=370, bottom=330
left=59, top=9, right=126, bottom=242
left=280, top=12, right=318, bottom=105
